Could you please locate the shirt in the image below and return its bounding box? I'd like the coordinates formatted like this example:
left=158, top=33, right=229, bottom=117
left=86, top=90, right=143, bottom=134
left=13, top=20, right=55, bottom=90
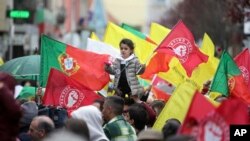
left=103, top=115, right=137, bottom=141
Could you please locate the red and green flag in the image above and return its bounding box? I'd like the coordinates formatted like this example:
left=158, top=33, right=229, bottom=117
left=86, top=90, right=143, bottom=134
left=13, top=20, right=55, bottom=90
left=43, top=68, right=102, bottom=114
left=234, top=48, right=250, bottom=90
left=121, top=23, right=157, bottom=45
left=210, top=51, right=250, bottom=104
left=40, top=35, right=110, bottom=91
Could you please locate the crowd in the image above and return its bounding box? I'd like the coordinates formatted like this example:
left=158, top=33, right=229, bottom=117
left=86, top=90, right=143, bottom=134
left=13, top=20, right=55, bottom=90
left=1, top=38, right=233, bottom=141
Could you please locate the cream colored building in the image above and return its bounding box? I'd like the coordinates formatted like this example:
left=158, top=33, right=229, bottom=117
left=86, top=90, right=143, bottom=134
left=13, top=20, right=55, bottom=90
left=104, top=0, right=183, bottom=32
left=104, top=0, right=147, bottom=27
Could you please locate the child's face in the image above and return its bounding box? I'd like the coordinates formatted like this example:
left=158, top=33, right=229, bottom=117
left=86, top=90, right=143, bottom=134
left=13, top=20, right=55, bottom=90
left=120, top=43, right=132, bottom=59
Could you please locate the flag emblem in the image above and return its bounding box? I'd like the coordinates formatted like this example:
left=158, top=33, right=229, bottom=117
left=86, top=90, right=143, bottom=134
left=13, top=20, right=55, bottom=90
left=228, top=76, right=236, bottom=91
left=197, top=112, right=229, bottom=141
left=59, top=86, right=85, bottom=109
left=58, top=53, right=80, bottom=76
left=239, top=66, right=249, bottom=84
left=168, top=38, right=192, bottom=63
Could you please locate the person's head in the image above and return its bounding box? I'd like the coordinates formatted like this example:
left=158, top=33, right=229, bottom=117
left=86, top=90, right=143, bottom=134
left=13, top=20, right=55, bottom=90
left=64, top=118, right=90, bottom=140
left=119, top=38, right=134, bottom=59
left=137, top=128, right=163, bottom=141
left=0, top=85, right=22, bottom=141
left=0, top=72, right=16, bottom=94
left=92, top=98, right=105, bottom=111
left=71, top=105, right=108, bottom=141
left=102, top=96, right=124, bottom=122
left=201, top=80, right=211, bottom=95
left=165, top=134, right=195, bottom=141
left=214, top=95, right=228, bottom=103
left=162, top=118, right=181, bottom=140
left=43, top=129, right=88, bottom=141
left=151, top=100, right=165, bottom=117
left=20, top=101, right=38, bottom=128
left=124, top=103, right=148, bottom=134
left=28, top=116, right=55, bottom=141
left=123, top=97, right=135, bottom=112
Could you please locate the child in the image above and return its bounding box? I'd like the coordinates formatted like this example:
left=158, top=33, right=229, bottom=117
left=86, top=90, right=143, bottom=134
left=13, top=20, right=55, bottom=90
left=105, top=38, right=145, bottom=98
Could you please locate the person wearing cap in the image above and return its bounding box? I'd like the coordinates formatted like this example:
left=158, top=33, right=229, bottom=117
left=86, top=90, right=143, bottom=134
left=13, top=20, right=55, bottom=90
left=137, top=128, right=163, bottom=141
left=18, top=101, right=38, bottom=141
left=102, top=96, right=137, bottom=141
left=104, top=38, right=145, bottom=99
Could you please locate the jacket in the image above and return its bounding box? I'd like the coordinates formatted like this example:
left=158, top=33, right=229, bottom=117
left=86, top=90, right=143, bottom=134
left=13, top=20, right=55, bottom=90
left=105, top=55, right=145, bottom=96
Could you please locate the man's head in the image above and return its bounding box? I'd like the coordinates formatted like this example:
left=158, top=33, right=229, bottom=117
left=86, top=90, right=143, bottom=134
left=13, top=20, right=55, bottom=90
left=20, top=101, right=38, bottom=128
left=124, top=103, right=148, bottom=133
left=102, top=96, right=124, bottom=122
left=162, top=118, right=181, bottom=139
left=28, top=116, right=55, bottom=141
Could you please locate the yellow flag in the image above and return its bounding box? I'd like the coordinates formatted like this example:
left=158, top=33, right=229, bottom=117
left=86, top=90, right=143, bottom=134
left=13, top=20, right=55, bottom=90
left=103, top=22, right=156, bottom=63
left=90, top=32, right=100, bottom=41
left=157, top=57, right=186, bottom=86
left=150, top=22, right=171, bottom=44
left=200, top=33, right=219, bottom=71
left=200, top=33, right=215, bottom=57
left=153, top=81, right=197, bottom=131
left=189, top=33, right=219, bottom=92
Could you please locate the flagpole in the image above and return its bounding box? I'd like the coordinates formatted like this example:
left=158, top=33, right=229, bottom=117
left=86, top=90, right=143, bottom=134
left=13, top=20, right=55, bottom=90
left=136, top=52, right=155, bottom=74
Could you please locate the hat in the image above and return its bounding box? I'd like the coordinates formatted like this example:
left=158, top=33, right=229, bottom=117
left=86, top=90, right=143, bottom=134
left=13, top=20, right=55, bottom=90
left=137, top=128, right=163, bottom=141
left=20, top=101, right=38, bottom=126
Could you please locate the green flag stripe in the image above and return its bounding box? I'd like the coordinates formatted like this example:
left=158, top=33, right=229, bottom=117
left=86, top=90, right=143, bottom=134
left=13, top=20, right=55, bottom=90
left=40, top=35, right=67, bottom=87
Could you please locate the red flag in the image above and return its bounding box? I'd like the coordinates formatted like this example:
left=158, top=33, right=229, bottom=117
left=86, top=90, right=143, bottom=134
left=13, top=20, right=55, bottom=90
left=151, top=76, right=174, bottom=102
left=234, top=48, right=250, bottom=90
left=180, top=92, right=249, bottom=141
left=141, top=52, right=173, bottom=79
left=156, top=20, right=208, bottom=77
left=43, top=68, right=102, bottom=113
left=180, top=92, right=215, bottom=134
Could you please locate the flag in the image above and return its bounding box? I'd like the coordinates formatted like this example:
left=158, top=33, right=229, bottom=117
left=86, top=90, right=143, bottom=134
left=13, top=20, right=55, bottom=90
left=200, top=33, right=219, bottom=72
left=86, top=38, right=119, bottom=58
left=180, top=96, right=248, bottom=141
left=121, top=22, right=185, bottom=87
left=151, top=76, right=174, bottom=102
left=200, top=33, right=215, bottom=57
left=121, top=23, right=157, bottom=45
left=152, top=81, right=197, bottom=131
left=149, top=22, right=171, bottom=44
left=141, top=52, right=173, bottom=79
left=234, top=48, right=250, bottom=90
left=189, top=33, right=219, bottom=92
left=210, top=51, right=250, bottom=104
left=43, top=68, right=101, bottom=113
left=155, top=20, right=208, bottom=77
left=180, top=92, right=216, bottom=134
left=40, top=35, right=110, bottom=91
left=16, top=86, right=36, bottom=100
left=103, top=22, right=156, bottom=63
